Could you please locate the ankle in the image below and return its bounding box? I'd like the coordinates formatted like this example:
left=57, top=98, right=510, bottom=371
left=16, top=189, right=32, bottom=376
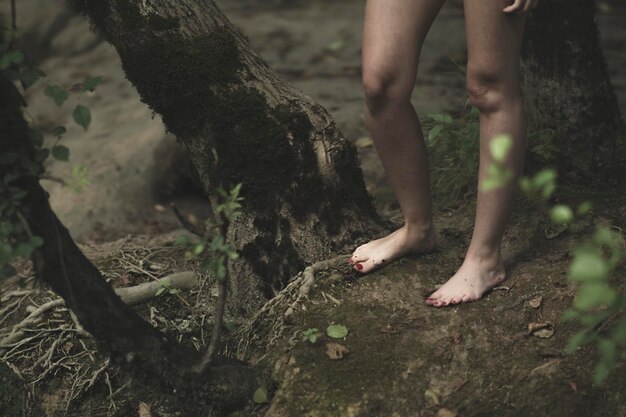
left=403, top=220, right=434, bottom=236
left=464, top=246, right=502, bottom=267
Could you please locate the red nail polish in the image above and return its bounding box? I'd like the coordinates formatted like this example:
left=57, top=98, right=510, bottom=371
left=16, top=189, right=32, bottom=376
left=355, top=263, right=363, bottom=271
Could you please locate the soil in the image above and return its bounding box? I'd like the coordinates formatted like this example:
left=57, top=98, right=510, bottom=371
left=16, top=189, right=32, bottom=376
left=1, top=0, right=625, bottom=416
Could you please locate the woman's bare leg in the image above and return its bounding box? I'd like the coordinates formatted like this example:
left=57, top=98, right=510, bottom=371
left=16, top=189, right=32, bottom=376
left=350, top=0, right=446, bottom=273
left=427, top=0, right=527, bottom=306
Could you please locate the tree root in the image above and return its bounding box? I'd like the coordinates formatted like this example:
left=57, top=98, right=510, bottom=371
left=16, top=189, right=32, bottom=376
left=233, top=254, right=349, bottom=359
left=0, top=270, right=196, bottom=350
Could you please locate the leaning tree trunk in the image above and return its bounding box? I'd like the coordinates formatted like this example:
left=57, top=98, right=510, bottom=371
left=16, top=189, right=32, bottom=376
left=0, top=74, right=257, bottom=415
left=522, top=0, right=624, bottom=175
left=68, top=0, right=384, bottom=315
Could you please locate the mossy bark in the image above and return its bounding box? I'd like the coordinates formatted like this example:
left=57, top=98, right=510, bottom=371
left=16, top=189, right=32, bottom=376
left=522, top=0, right=624, bottom=175
left=68, top=0, right=384, bottom=315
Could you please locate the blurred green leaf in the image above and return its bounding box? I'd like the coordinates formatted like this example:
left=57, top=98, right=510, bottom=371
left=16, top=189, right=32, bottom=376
left=72, top=105, right=91, bottom=130
left=574, top=283, right=616, bottom=310
left=44, top=85, right=69, bottom=106
left=82, top=76, right=103, bottom=92
left=51, top=145, right=70, bottom=161
left=569, top=251, right=609, bottom=282
left=0, top=51, right=24, bottom=69
left=489, top=134, right=513, bottom=163
left=549, top=205, right=574, bottom=225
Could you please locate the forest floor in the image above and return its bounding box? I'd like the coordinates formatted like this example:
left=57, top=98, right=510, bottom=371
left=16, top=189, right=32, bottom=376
left=1, top=0, right=626, bottom=416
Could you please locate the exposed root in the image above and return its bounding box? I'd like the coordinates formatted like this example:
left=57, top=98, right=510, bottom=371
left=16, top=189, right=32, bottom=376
left=0, top=264, right=199, bottom=416
left=233, top=254, right=349, bottom=360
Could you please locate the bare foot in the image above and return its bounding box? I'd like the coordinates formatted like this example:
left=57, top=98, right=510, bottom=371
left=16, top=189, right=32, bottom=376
left=349, top=224, right=436, bottom=273
left=425, top=251, right=506, bottom=307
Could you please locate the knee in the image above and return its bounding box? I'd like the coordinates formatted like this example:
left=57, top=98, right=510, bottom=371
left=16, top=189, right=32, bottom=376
left=466, top=68, right=520, bottom=113
left=362, top=69, right=411, bottom=113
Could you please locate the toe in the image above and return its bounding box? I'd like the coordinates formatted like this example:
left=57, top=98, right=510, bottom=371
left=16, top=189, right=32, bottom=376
left=358, top=259, right=381, bottom=273
left=350, top=251, right=369, bottom=264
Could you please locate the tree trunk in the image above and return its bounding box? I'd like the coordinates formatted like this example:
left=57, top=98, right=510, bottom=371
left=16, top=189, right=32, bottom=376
left=68, top=0, right=384, bottom=315
left=0, top=75, right=256, bottom=415
left=522, top=0, right=624, bottom=175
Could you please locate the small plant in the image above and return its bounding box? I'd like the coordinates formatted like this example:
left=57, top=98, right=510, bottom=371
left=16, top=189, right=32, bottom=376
left=483, top=134, right=625, bottom=384
left=175, top=183, right=243, bottom=373
left=424, top=106, right=480, bottom=204
left=175, top=183, right=243, bottom=277
left=302, top=328, right=323, bottom=344
left=0, top=25, right=98, bottom=280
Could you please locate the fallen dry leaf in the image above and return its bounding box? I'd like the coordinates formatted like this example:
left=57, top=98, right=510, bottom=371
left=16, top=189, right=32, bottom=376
left=325, top=342, right=349, bottom=360
left=138, top=402, right=151, bottom=417
left=436, top=408, right=458, bottom=417
left=569, top=381, right=578, bottom=392
left=424, top=388, right=440, bottom=406
left=528, top=322, right=555, bottom=338
left=355, top=136, right=373, bottom=148
left=529, top=295, right=543, bottom=309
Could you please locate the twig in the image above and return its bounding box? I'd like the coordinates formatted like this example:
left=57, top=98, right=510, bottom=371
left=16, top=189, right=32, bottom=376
left=192, top=277, right=226, bottom=374
left=170, top=203, right=205, bottom=237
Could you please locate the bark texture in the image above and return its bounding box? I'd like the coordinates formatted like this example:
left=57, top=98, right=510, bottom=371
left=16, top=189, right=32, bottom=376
left=0, top=75, right=256, bottom=415
left=522, top=0, right=624, bottom=174
left=68, top=0, right=384, bottom=315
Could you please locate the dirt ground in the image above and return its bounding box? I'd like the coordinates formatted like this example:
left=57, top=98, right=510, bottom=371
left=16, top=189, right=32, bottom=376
left=1, top=0, right=625, bottom=416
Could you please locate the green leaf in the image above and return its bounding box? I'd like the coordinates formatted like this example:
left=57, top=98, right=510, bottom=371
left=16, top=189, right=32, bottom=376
left=565, top=330, right=587, bottom=354
left=428, top=125, right=444, bottom=143
left=52, top=126, right=67, bottom=138
left=489, top=134, right=513, bottom=163
left=549, top=205, right=573, bottom=225
left=253, top=387, right=268, bottom=404
left=192, top=243, right=205, bottom=255
left=82, top=76, right=103, bottom=92
left=51, top=145, right=70, bottom=161
left=519, top=177, right=532, bottom=194
left=541, top=182, right=556, bottom=200
left=574, top=283, right=616, bottom=310
left=576, top=201, right=593, bottom=217
left=0, top=51, right=24, bottom=69
left=72, top=105, right=91, bottom=130
left=326, top=324, right=348, bottom=339
left=44, top=85, right=69, bottom=106
left=532, top=168, right=557, bottom=188
left=561, top=309, right=579, bottom=322
left=611, top=317, right=626, bottom=344
left=569, top=251, right=609, bottom=282
left=156, top=287, right=166, bottom=296
left=174, top=235, right=190, bottom=246
left=428, top=114, right=453, bottom=124
left=593, top=227, right=615, bottom=246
